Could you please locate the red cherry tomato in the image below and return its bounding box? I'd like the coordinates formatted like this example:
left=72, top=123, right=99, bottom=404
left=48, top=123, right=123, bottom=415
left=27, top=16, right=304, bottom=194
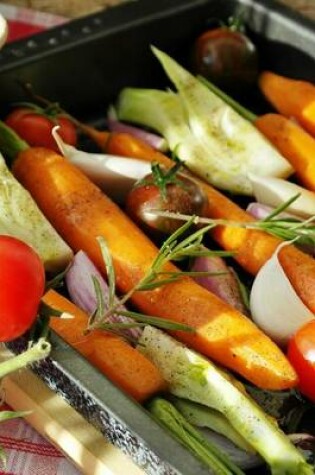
left=287, top=320, right=315, bottom=402
left=193, top=25, right=258, bottom=93
left=0, top=235, right=45, bottom=341
left=5, top=107, right=77, bottom=152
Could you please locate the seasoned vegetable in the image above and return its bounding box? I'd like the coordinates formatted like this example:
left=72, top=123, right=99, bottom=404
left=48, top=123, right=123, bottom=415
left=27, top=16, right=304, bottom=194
left=250, top=243, right=314, bottom=347
left=65, top=249, right=142, bottom=341
left=0, top=122, right=298, bottom=390
left=255, top=113, right=315, bottom=192
left=190, top=253, right=247, bottom=314
left=288, top=320, right=315, bottom=402
left=170, top=397, right=253, bottom=453
left=0, top=235, right=45, bottom=341
left=248, top=173, right=315, bottom=219
left=259, top=71, right=315, bottom=137
left=117, top=48, right=292, bottom=195
left=0, top=151, right=72, bottom=273
left=107, top=106, right=168, bottom=151
left=138, top=326, right=313, bottom=475
left=43, top=290, right=167, bottom=402
left=148, top=398, right=245, bottom=475
left=200, top=74, right=315, bottom=198
left=104, top=131, right=315, bottom=315
left=126, top=161, right=208, bottom=235
left=53, top=126, right=151, bottom=203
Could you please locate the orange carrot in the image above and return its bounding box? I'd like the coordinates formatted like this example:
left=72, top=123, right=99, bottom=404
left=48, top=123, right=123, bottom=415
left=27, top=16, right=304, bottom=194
left=255, top=113, right=315, bottom=192
left=105, top=132, right=315, bottom=313
left=259, top=71, right=315, bottom=137
left=11, top=145, right=297, bottom=390
left=43, top=289, right=167, bottom=402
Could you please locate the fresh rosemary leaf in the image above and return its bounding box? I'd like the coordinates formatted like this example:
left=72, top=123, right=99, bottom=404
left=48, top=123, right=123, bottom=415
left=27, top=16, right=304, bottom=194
left=138, top=276, right=182, bottom=291
left=88, top=275, right=105, bottom=328
left=119, top=310, right=195, bottom=332
left=97, top=236, right=116, bottom=308
left=262, top=193, right=301, bottom=222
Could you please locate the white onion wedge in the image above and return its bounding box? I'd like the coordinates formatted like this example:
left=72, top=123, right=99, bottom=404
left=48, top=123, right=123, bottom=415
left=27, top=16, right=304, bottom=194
left=52, top=126, right=151, bottom=202
left=248, top=173, right=315, bottom=219
left=250, top=242, right=314, bottom=346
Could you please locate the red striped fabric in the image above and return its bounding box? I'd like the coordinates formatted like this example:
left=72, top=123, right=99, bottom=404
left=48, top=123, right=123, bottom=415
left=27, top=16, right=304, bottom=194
left=0, top=404, right=81, bottom=475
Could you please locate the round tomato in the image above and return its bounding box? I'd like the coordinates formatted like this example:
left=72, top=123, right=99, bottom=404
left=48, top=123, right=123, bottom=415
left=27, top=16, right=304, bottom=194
left=5, top=106, right=77, bottom=152
left=0, top=235, right=45, bottom=341
left=193, top=23, right=258, bottom=93
left=126, top=166, right=208, bottom=236
left=287, top=320, right=315, bottom=402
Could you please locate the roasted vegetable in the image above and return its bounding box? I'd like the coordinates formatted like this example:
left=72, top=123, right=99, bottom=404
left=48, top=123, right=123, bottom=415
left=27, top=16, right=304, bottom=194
left=0, top=121, right=298, bottom=390
left=139, top=326, right=313, bottom=475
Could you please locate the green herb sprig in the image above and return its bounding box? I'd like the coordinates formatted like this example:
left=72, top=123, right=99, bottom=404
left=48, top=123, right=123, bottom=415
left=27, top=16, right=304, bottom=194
left=148, top=194, right=315, bottom=250
left=87, top=218, right=233, bottom=334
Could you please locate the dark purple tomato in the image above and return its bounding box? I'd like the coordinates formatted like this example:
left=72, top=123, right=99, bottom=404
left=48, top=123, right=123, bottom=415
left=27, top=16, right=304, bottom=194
left=193, top=26, right=259, bottom=92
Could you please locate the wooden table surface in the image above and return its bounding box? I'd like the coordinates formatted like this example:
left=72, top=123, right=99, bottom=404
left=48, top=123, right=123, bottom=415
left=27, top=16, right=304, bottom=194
left=2, top=0, right=315, bottom=20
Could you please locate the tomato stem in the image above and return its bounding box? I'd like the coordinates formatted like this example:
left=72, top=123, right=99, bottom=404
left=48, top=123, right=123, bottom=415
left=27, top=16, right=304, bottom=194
left=0, top=339, right=50, bottom=380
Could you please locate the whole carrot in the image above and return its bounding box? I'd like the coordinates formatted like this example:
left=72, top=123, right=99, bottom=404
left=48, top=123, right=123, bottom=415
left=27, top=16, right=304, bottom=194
left=259, top=71, right=315, bottom=137
left=255, top=113, right=315, bottom=192
left=43, top=289, right=167, bottom=402
left=105, top=132, right=315, bottom=313
left=0, top=124, right=297, bottom=390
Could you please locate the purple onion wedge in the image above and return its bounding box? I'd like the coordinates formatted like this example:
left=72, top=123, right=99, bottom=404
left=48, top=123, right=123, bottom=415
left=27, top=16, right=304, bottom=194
left=190, top=253, right=247, bottom=314
left=107, top=117, right=168, bottom=152
left=247, top=202, right=315, bottom=255
left=65, top=250, right=142, bottom=341
left=246, top=202, right=301, bottom=221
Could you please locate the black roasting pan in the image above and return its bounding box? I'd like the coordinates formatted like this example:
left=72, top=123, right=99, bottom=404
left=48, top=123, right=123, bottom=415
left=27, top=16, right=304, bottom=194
left=2, top=1, right=315, bottom=474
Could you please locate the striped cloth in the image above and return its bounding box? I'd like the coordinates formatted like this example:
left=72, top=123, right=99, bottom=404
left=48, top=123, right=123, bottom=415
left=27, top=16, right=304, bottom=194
left=0, top=405, right=81, bottom=475
left=0, top=3, right=67, bottom=42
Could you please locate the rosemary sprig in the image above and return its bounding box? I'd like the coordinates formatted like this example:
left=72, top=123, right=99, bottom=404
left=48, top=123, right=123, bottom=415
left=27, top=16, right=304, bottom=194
left=148, top=195, right=315, bottom=248
left=88, top=217, right=232, bottom=334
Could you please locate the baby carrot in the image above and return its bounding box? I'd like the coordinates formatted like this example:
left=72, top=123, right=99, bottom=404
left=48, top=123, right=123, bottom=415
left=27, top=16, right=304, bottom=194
left=43, top=289, right=167, bottom=402
left=255, top=113, right=315, bottom=192
left=6, top=139, right=296, bottom=390
left=105, top=132, right=315, bottom=313
left=259, top=71, right=315, bottom=137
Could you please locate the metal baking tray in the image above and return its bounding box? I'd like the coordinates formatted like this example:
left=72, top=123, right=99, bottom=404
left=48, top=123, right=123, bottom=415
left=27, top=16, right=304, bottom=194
left=3, top=1, right=315, bottom=474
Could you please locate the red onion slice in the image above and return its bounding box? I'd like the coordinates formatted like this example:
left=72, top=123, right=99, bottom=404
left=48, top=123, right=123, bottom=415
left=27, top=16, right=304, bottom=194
left=190, top=253, right=247, bottom=314
left=65, top=250, right=142, bottom=341
left=246, top=202, right=301, bottom=221
left=107, top=117, right=168, bottom=152
left=247, top=202, right=315, bottom=255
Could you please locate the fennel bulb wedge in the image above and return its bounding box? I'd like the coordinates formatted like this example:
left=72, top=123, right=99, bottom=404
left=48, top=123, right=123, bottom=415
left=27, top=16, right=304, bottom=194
left=138, top=326, right=313, bottom=475
left=0, top=153, right=72, bottom=272
left=117, top=48, right=293, bottom=195
left=148, top=398, right=245, bottom=475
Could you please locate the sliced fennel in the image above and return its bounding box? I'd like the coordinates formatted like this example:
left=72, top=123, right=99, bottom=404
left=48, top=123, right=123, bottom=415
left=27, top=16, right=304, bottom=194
left=0, top=153, right=72, bottom=272
left=117, top=48, right=293, bottom=195
left=171, top=397, right=254, bottom=453
left=148, top=398, right=245, bottom=475
left=138, top=326, right=313, bottom=475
